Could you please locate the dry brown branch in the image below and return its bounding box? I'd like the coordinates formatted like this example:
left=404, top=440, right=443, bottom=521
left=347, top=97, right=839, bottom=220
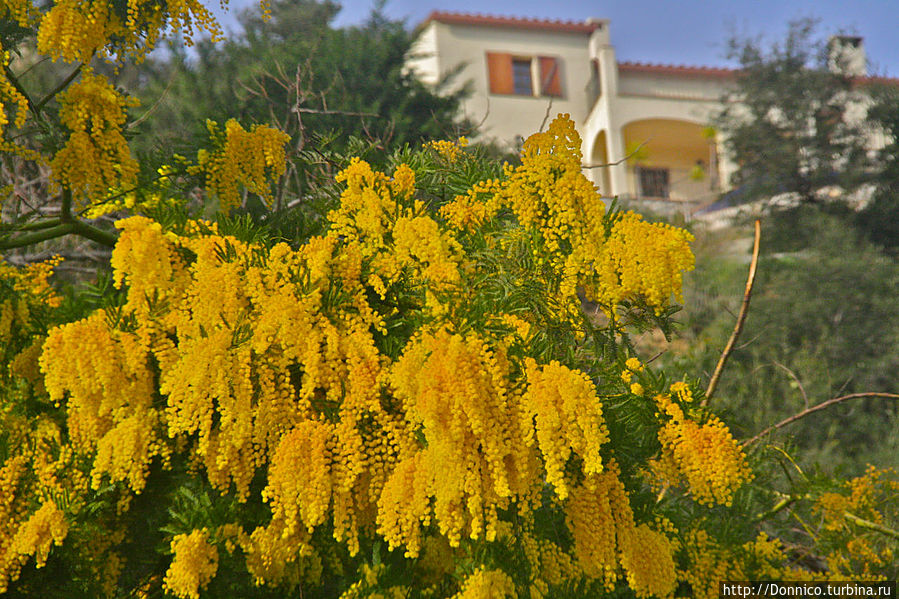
left=703, top=219, right=761, bottom=405
left=743, top=392, right=899, bottom=447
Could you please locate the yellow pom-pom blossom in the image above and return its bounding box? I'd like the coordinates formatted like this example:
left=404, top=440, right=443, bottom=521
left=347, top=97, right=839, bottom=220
left=0, top=456, right=30, bottom=592
left=594, top=211, right=695, bottom=313
left=814, top=466, right=899, bottom=577
left=24, top=115, right=763, bottom=595
left=195, top=119, right=290, bottom=212
left=452, top=568, right=518, bottom=599
left=163, top=528, right=219, bottom=599
left=36, top=0, right=230, bottom=64
left=39, top=313, right=163, bottom=493
left=9, top=501, right=68, bottom=570
left=327, top=158, right=466, bottom=302
left=564, top=460, right=677, bottom=596
left=50, top=71, right=139, bottom=209
left=519, top=528, right=579, bottom=599
left=495, top=115, right=608, bottom=289
left=37, top=1, right=122, bottom=63
left=425, top=138, right=467, bottom=162
left=1, top=0, right=37, bottom=27
left=0, top=43, right=29, bottom=141
left=263, top=421, right=333, bottom=536
left=679, top=528, right=744, bottom=599
left=617, top=523, right=677, bottom=598
left=651, top=390, right=752, bottom=506
left=383, top=329, right=537, bottom=554
left=439, top=114, right=694, bottom=314
left=520, top=358, right=609, bottom=499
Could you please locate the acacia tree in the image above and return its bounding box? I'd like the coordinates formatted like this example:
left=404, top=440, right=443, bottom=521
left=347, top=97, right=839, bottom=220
left=716, top=19, right=873, bottom=206
left=0, top=2, right=898, bottom=598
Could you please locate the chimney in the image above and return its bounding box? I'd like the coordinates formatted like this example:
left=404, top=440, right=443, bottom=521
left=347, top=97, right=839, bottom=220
left=828, top=35, right=866, bottom=77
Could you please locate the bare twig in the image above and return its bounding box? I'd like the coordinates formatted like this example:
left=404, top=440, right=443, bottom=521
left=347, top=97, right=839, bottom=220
left=129, top=71, right=175, bottom=129
left=773, top=360, right=810, bottom=409
left=753, top=493, right=801, bottom=523
left=35, top=63, right=82, bottom=111
left=539, top=96, right=554, bottom=132
left=743, top=392, right=899, bottom=447
left=703, top=219, right=761, bottom=405
left=581, top=140, right=649, bottom=169
left=293, top=107, right=381, bottom=118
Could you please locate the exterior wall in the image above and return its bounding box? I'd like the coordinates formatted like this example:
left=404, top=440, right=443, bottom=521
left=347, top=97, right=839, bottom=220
left=407, top=21, right=597, bottom=149
left=618, top=72, right=724, bottom=101
left=407, top=15, right=740, bottom=213
left=406, top=24, right=440, bottom=86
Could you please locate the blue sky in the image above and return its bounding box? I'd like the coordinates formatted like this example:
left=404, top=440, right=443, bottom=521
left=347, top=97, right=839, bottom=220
left=220, top=0, right=899, bottom=77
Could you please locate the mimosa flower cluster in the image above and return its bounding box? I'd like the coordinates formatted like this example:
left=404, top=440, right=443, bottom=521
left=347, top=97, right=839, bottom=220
left=0, top=113, right=808, bottom=597
left=194, top=119, right=291, bottom=212
left=648, top=383, right=752, bottom=506
left=50, top=71, right=140, bottom=208
left=35, top=0, right=225, bottom=63
left=0, top=44, right=28, bottom=141
left=2, top=0, right=280, bottom=216
left=814, top=466, right=898, bottom=577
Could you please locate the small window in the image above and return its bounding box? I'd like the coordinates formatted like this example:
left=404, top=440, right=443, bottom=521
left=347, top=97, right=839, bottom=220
left=512, top=59, right=533, bottom=95
left=486, top=52, right=564, bottom=97
left=638, top=167, right=670, bottom=199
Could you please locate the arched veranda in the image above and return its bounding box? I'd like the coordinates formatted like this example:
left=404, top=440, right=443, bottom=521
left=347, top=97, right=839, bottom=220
left=620, top=118, right=719, bottom=204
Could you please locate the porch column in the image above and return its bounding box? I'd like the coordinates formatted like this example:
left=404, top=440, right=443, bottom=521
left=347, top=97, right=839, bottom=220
left=606, top=125, right=628, bottom=198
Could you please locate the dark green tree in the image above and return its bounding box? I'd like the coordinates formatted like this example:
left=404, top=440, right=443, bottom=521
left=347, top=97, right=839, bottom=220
left=716, top=19, right=873, bottom=206
left=135, top=0, right=469, bottom=167
left=856, top=84, right=899, bottom=253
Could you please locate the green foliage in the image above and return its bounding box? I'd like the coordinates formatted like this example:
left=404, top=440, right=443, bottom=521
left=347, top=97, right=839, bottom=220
left=133, top=0, right=469, bottom=178
left=856, top=84, right=899, bottom=253
left=669, top=212, right=899, bottom=471
left=717, top=19, right=873, bottom=206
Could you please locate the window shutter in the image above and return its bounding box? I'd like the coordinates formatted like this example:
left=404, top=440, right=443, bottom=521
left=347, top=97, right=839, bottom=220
left=486, top=52, right=514, bottom=94
left=539, top=56, right=562, bottom=97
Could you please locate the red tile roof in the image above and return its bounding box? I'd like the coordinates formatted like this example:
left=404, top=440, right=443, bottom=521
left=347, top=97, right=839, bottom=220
left=425, top=11, right=602, bottom=34
left=618, top=62, right=899, bottom=86
left=618, top=61, right=736, bottom=78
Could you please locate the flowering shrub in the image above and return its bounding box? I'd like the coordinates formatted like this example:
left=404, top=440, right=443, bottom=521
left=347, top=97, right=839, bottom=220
left=1, top=1, right=897, bottom=597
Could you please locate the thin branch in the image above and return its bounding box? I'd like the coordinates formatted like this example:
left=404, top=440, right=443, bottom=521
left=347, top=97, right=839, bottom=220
left=292, top=107, right=381, bottom=118
left=129, top=71, right=175, bottom=129
left=3, top=65, right=41, bottom=121
left=539, top=95, right=554, bottom=133
left=743, top=392, right=899, bottom=447
left=0, top=217, right=61, bottom=232
left=753, top=494, right=801, bottom=523
left=773, top=360, right=810, bottom=409
left=843, top=512, right=899, bottom=540
left=704, top=219, right=761, bottom=405
left=581, top=140, right=649, bottom=169
left=35, top=63, right=82, bottom=111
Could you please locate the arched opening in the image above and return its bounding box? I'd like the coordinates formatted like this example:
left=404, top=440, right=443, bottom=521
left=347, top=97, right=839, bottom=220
left=589, top=130, right=612, bottom=198
left=621, top=119, right=718, bottom=204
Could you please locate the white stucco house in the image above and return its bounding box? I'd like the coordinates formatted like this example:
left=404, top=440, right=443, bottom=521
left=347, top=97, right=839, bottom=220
left=405, top=11, right=875, bottom=215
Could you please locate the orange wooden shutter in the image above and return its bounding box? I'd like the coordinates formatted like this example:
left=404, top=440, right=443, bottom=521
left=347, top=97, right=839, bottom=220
left=539, top=56, right=562, bottom=97
left=486, top=52, right=514, bottom=94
